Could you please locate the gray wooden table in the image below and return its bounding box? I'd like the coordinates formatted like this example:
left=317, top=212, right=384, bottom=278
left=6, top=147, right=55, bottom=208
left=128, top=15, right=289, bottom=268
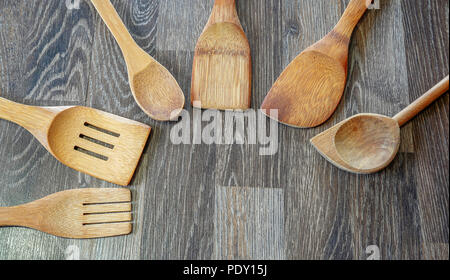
left=0, top=0, right=448, bottom=260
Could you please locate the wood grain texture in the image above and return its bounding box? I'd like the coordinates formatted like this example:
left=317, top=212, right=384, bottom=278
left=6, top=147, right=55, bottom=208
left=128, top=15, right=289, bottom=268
left=0, top=0, right=448, bottom=260
left=91, top=0, right=185, bottom=121
left=214, top=186, right=285, bottom=260
left=0, top=97, right=151, bottom=186
left=261, top=0, right=371, bottom=128
left=191, top=0, right=252, bottom=110
left=0, top=188, right=132, bottom=239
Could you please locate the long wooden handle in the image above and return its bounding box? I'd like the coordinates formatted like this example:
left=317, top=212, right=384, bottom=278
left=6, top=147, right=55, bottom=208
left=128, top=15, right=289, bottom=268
left=393, top=75, right=449, bottom=127
left=0, top=97, right=62, bottom=149
left=334, top=0, right=371, bottom=38
left=90, top=0, right=139, bottom=58
left=208, top=0, right=240, bottom=26
left=0, top=206, right=34, bottom=227
left=0, top=97, right=54, bottom=131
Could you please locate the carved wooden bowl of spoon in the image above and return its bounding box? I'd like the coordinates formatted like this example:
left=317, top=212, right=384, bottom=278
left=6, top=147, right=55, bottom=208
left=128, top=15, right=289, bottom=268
left=91, top=0, right=185, bottom=121
left=311, top=76, right=449, bottom=174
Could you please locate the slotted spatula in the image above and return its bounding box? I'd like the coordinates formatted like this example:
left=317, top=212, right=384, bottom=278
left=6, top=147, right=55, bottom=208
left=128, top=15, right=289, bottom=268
left=0, top=97, right=151, bottom=186
left=191, top=0, right=252, bottom=110
left=0, top=188, right=132, bottom=239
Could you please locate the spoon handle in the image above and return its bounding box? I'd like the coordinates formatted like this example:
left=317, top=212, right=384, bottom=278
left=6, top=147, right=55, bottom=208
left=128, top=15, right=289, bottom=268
left=333, top=0, right=372, bottom=38
left=90, top=0, right=143, bottom=62
left=393, top=75, right=449, bottom=127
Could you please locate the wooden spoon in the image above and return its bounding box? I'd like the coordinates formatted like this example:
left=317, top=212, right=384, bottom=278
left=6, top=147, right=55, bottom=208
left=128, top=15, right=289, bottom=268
left=191, top=0, right=251, bottom=110
left=0, top=97, right=151, bottom=186
left=0, top=188, right=132, bottom=239
left=311, top=75, right=449, bottom=174
left=261, top=0, right=372, bottom=128
left=91, top=0, right=185, bottom=121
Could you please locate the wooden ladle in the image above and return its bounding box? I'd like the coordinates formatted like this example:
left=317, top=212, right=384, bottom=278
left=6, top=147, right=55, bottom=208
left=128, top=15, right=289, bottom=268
left=261, top=0, right=372, bottom=128
left=91, top=0, right=185, bottom=121
left=311, top=76, right=449, bottom=174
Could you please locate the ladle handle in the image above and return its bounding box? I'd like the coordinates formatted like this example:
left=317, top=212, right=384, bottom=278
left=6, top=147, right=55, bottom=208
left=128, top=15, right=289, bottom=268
left=393, top=75, right=449, bottom=127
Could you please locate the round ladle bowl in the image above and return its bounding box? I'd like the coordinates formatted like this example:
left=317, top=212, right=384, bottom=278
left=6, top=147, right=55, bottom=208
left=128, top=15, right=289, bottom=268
left=334, top=114, right=401, bottom=172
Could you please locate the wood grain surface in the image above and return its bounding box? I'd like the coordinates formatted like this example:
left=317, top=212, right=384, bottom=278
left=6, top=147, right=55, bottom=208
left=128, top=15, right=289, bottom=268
left=0, top=0, right=448, bottom=260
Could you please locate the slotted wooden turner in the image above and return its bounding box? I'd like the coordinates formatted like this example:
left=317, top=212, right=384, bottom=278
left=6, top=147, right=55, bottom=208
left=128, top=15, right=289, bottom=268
left=0, top=188, right=132, bottom=239
left=0, top=97, right=151, bottom=186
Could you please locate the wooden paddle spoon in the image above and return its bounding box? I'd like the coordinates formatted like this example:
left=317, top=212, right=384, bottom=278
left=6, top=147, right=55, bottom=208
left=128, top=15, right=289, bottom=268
left=311, top=75, right=449, bottom=174
left=91, top=0, right=185, bottom=121
left=191, top=0, right=251, bottom=110
left=0, top=97, right=151, bottom=186
left=0, top=188, right=132, bottom=239
left=261, top=0, right=372, bottom=128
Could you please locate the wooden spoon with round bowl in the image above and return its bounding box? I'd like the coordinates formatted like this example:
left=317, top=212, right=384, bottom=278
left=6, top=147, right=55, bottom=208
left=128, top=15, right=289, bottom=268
left=91, top=0, right=185, bottom=121
left=310, top=75, right=449, bottom=174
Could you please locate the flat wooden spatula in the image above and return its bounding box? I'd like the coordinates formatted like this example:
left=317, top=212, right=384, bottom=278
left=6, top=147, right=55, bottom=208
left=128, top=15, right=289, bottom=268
left=311, top=75, right=449, bottom=174
left=191, top=0, right=251, bottom=110
left=261, top=0, right=372, bottom=128
left=0, top=97, right=151, bottom=186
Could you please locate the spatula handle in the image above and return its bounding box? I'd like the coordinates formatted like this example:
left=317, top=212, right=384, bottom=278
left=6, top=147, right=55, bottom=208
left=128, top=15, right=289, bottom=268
left=393, top=75, right=449, bottom=127
left=334, top=0, right=372, bottom=38
left=208, top=0, right=240, bottom=26
left=0, top=97, right=55, bottom=132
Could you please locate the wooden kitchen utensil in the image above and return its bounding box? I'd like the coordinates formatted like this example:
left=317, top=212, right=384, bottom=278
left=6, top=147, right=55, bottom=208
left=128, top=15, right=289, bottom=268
left=91, top=0, right=185, bottom=121
left=0, top=97, right=151, bottom=186
left=0, top=188, right=132, bottom=239
left=311, top=75, right=449, bottom=174
left=261, top=0, right=372, bottom=128
left=191, top=0, right=251, bottom=110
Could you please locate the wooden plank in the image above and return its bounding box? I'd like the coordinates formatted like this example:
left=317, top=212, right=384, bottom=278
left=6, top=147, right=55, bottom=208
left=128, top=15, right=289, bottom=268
left=138, top=50, right=216, bottom=260
left=401, top=0, right=449, bottom=253
left=342, top=0, right=422, bottom=260
left=156, top=0, right=212, bottom=51
left=213, top=186, right=285, bottom=260
left=0, top=0, right=96, bottom=260
left=0, top=0, right=448, bottom=260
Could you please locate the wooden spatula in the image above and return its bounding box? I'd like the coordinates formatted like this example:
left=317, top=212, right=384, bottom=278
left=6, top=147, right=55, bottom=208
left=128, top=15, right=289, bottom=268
left=0, top=97, right=151, bottom=186
left=261, top=0, right=372, bottom=128
left=311, top=75, right=449, bottom=174
left=0, top=188, right=132, bottom=239
left=191, top=0, right=252, bottom=110
left=91, top=0, right=185, bottom=121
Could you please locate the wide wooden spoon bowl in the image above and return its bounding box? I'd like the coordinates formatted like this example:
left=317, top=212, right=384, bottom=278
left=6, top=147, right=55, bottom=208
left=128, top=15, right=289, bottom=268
left=262, top=0, right=372, bottom=128
left=334, top=114, right=400, bottom=172
left=261, top=50, right=346, bottom=127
